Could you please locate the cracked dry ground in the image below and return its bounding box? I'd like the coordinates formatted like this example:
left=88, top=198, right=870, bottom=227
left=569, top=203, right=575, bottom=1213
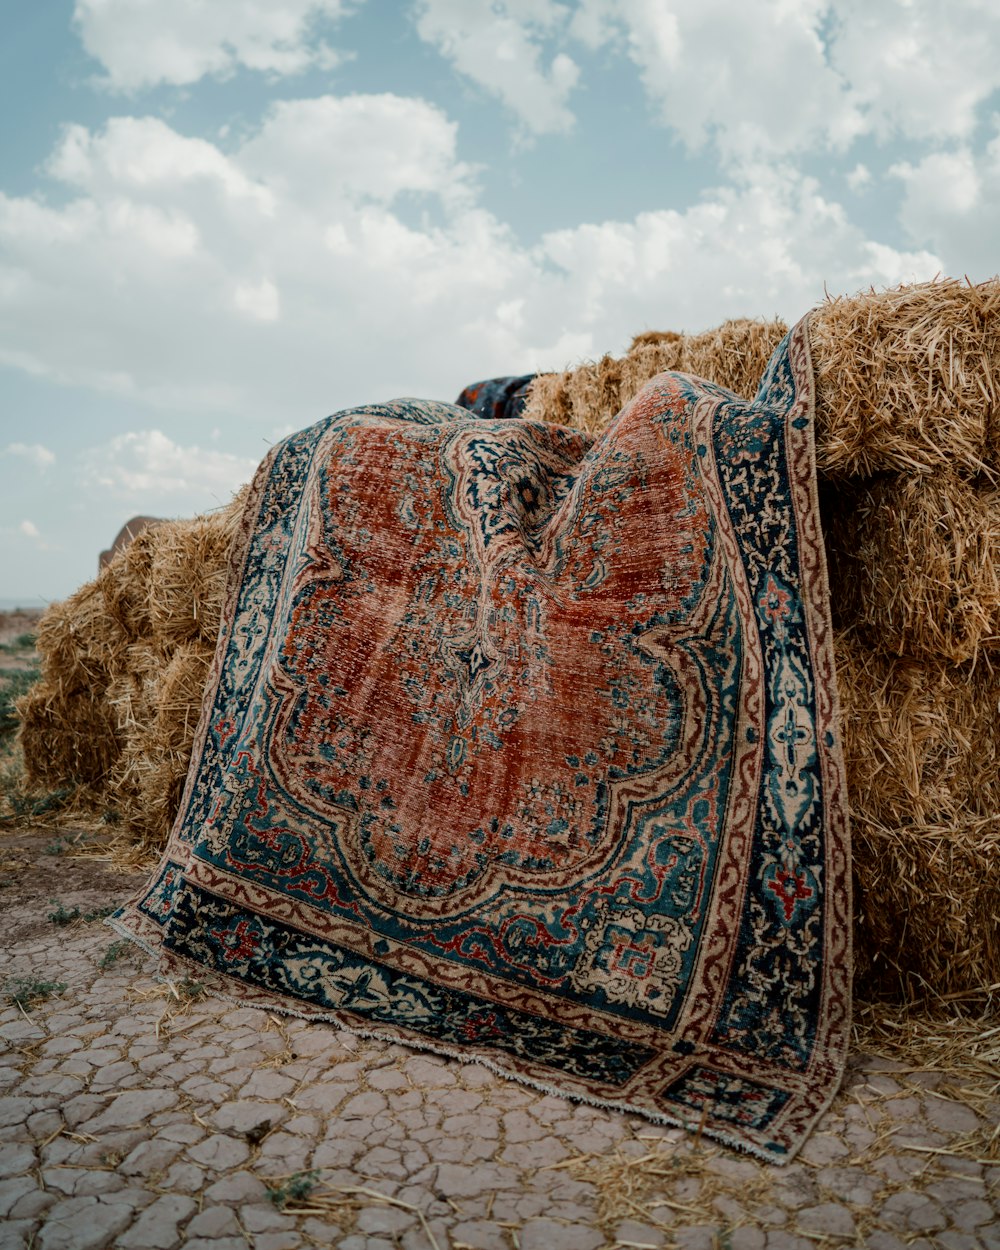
left=1, top=826, right=998, bottom=1250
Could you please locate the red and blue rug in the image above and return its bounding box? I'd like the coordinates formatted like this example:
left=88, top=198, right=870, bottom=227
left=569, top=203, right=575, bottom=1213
left=113, top=316, right=850, bottom=1162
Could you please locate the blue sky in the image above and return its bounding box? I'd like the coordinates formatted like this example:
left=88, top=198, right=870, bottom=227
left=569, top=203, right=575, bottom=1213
left=2, top=0, right=999, bottom=604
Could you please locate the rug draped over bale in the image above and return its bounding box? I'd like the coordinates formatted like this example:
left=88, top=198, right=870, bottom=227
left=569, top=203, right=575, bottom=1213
left=113, top=318, right=850, bottom=1163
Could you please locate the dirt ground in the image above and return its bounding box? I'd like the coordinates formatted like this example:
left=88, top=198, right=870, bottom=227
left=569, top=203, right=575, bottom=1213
left=0, top=611, right=43, bottom=675
left=1, top=610, right=998, bottom=1250
left=0, top=609, right=43, bottom=647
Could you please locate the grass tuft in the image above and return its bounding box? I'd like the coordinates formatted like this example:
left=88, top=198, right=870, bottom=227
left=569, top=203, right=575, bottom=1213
left=47, top=899, right=81, bottom=926
left=99, top=939, right=136, bottom=968
left=4, top=974, right=67, bottom=1010
left=266, top=1170, right=320, bottom=1209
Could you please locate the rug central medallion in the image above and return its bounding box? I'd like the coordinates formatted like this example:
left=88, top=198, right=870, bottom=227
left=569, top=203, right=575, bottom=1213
left=261, top=417, right=718, bottom=918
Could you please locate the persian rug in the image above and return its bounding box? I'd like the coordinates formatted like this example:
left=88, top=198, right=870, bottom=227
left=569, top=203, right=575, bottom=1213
left=112, top=315, right=850, bottom=1162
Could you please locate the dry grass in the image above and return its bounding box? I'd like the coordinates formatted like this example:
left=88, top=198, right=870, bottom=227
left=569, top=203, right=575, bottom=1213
left=258, top=1176, right=445, bottom=1248
left=823, top=473, right=1000, bottom=663
left=149, top=512, right=236, bottom=651
left=522, top=318, right=789, bottom=435
left=550, top=1000, right=998, bottom=1242
left=551, top=1137, right=774, bottom=1236
left=16, top=683, right=121, bottom=790
left=17, top=493, right=243, bottom=853
left=835, top=632, right=1000, bottom=827
left=125, top=974, right=210, bottom=1040
left=834, top=632, right=1000, bottom=1001
left=854, top=997, right=999, bottom=1089
left=810, top=276, right=1000, bottom=479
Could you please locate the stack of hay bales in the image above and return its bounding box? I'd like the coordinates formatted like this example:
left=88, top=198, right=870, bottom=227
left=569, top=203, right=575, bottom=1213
left=525, top=278, right=1000, bottom=1005
left=18, top=498, right=243, bottom=861
left=16, top=279, right=1000, bottom=1005
left=522, top=317, right=789, bottom=433
left=811, top=280, right=1000, bottom=1004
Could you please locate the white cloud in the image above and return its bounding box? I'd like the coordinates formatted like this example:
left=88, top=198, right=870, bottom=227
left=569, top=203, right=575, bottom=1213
left=47, top=117, right=275, bottom=214
left=568, top=0, right=863, bottom=162
left=5, top=443, right=55, bottom=469
left=536, top=165, right=941, bottom=340
left=13, top=519, right=55, bottom=551
left=846, top=163, right=871, bottom=193
left=413, top=0, right=580, bottom=135
left=73, top=0, right=356, bottom=91
left=829, top=0, right=1000, bottom=144
left=0, top=102, right=943, bottom=431
left=891, top=128, right=1000, bottom=276
left=570, top=1, right=1000, bottom=167
left=86, top=430, right=257, bottom=497
left=239, top=94, right=477, bottom=210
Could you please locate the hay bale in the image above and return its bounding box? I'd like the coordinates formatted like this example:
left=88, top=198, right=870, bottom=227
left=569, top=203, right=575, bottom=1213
left=835, top=632, right=1000, bottom=1001
left=155, top=641, right=213, bottom=737
left=16, top=683, right=121, bottom=789
left=835, top=631, right=1000, bottom=827
left=850, top=814, right=1000, bottom=1004
left=149, top=514, right=233, bottom=651
left=110, top=641, right=213, bottom=855
left=522, top=318, right=789, bottom=435
left=102, top=527, right=157, bottom=645
left=20, top=581, right=126, bottom=799
left=823, top=473, right=1000, bottom=664
left=99, top=514, right=163, bottom=571
left=679, top=318, right=793, bottom=406
left=108, top=737, right=159, bottom=853
left=810, top=277, right=1000, bottom=480
left=525, top=279, right=1000, bottom=485
left=35, top=579, right=125, bottom=697
left=105, top=645, right=160, bottom=735
left=18, top=495, right=244, bottom=854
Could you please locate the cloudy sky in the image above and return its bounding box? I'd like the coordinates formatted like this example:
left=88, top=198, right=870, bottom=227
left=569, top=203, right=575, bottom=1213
left=2, top=0, right=998, bottom=603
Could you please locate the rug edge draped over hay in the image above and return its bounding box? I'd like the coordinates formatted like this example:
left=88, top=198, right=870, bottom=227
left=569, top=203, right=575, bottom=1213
left=108, top=317, right=851, bottom=1163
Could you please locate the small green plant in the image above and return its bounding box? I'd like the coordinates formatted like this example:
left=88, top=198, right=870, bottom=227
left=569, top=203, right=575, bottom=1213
left=47, top=900, right=82, bottom=926
left=4, top=975, right=67, bottom=1010
left=266, top=1170, right=321, bottom=1209
left=0, top=754, right=73, bottom=831
left=176, top=976, right=206, bottom=1000
left=32, top=788, right=75, bottom=816
left=2, top=782, right=75, bottom=829
left=83, top=905, right=118, bottom=922
left=44, top=830, right=92, bottom=854
left=100, top=939, right=134, bottom=968
left=14, top=789, right=73, bottom=823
